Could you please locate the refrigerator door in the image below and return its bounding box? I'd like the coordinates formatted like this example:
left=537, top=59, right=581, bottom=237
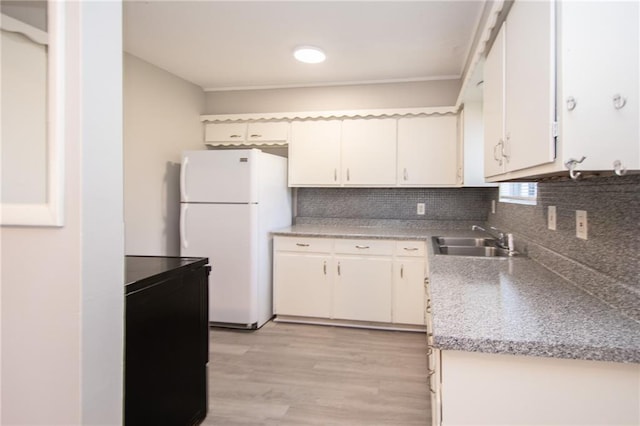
left=181, top=203, right=258, bottom=326
left=181, top=149, right=258, bottom=203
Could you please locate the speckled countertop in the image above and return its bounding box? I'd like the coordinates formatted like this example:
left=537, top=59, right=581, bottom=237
left=272, top=224, right=640, bottom=364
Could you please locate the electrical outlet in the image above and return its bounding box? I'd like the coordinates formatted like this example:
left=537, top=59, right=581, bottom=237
left=491, top=200, right=496, bottom=214
left=417, top=203, right=425, bottom=215
left=576, top=210, right=588, bottom=240
left=548, top=206, right=557, bottom=230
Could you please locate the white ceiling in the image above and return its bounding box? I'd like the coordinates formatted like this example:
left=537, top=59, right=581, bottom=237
left=124, top=1, right=485, bottom=92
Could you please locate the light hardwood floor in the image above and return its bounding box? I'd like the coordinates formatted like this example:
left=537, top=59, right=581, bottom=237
left=204, top=321, right=430, bottom=426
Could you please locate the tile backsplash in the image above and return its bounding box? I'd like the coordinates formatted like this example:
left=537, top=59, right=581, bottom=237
left=295, top=187, right=495, bottom=221
left=488, top=174, right=640, bottom=290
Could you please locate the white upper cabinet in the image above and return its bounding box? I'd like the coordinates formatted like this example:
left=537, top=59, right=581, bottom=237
left=397, top=116, right=459, bottom=186
left=288, top=120, right=342, bottom=186
left=205, top=122, right=289, bottom=145
left=341, top=118, right=397, bottom=186
left=503, top=0, right=556, bottom=173
left=205, top=122, right=246, bottom=143
left=482, top=0, right=638, bottom=180
left=483, top=1, right=556, bottom=179
left=483, top=23, right=506, bottom=178
left=559, top=1, right=639, bottom=173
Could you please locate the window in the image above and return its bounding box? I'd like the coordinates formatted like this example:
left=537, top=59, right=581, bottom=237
left=499, top=183, right=537, bottom=205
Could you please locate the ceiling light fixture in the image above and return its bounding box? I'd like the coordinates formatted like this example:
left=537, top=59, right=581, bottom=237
left=293, top=46, right=326, bottom=64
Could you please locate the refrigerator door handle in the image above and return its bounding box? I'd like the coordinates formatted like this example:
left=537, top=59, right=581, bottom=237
left=180, top=156, right=189, bottom=202
left=181, top=205, right=189, bottom=249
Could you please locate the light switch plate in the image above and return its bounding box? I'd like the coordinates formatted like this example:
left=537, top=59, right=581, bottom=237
left=576, top=210, right=588, bottom=240
left=417, top=203, right=425, bottom=215
left=548, top=206, right=556, bottom=230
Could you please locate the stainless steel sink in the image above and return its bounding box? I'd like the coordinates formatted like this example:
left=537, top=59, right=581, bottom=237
left=435, top=237, right=496, bottom=247
left=432, top=236, right=520, bottom=258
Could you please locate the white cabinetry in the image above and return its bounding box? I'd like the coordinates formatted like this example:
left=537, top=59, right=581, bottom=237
left=483, top=0, right=639, bottom=180
left=439, top=350, right=640, bottom=425
left=205, top=122, right=289, bottom=145
left=559, top=1, right=639, bottom=173
left=273, top=236, right=426, bottom=327
left=341, top=118, right=397, bottom=186
left=288, top=120, right=342, bottom=186
left=483, top=0, right=556, bottom=179
left=273, top=238, right=333, bottom=318
left=397, top=116, right=459, bottom=186
left=483, top=23, right=507, bottom=178
left=392, top=241, right=426, bottom=325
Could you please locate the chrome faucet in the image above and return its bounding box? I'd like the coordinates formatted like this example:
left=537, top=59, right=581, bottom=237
left=472, top=225, right=514, bottom=253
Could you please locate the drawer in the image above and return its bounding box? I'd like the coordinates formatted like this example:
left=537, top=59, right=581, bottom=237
left=274, top=236, right=333, bottom=253
left=334, top=239, right=395, bottom=256
left=395, top=241, right=426, bottom=257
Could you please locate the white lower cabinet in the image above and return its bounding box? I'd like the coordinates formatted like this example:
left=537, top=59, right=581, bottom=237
left=393, top=241, right=427, bottom=325
left=273, top=236, right=426, bottom=326
left=438, top=350, right=640, bottom=426
left=334, top=256, right=392, bottom=322
left=273, top=252, right=332, bottom=318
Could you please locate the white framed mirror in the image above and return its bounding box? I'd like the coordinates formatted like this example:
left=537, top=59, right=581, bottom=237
left=1, top=0, right=64, bottom=226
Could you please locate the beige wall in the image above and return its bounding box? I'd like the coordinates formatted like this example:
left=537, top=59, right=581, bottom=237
left=1, top=2, right=123, bottom=424
left=124, top=54, right=205, bottom=256
left=204, top=79, right=461, bottom=114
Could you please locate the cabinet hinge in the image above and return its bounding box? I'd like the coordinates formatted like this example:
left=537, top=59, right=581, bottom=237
left=551, top=121, right=559, bottom=138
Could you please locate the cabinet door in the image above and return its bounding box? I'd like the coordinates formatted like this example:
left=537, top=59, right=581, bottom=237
left=504, top=0, right=556, bottom=172
left=274, top=252, right=332, bottom=318
left=560, top=1, right=639, bottom=171
left=333, top=256, right=392, bottom=322
left=397, top=116, right=458, bottom=186
left=289, top=120, right=342, bottom=186
left=393, top=258, right=426, bottom=325
left=246, top=122, right=289, bottom=144
left=341, top=118, right=397, bottom=186
left=483, top=23, right=506, bottom=178
left=204, top=123, right=246, bottom=143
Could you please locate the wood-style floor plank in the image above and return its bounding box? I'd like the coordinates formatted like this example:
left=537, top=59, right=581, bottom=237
left=203, top=321, right=430, bottom=425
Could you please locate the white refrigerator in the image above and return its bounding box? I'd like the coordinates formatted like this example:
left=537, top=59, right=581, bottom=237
left=180, top=149, right=291, bottom=329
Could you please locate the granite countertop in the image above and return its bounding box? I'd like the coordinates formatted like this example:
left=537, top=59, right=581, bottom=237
left=272, top=224, right=640, bottom=364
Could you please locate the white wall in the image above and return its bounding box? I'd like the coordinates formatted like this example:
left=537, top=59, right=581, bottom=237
left=124, top=54, right=205, bottom=256
left=1, top=2, right=123, bottom=424
left=205, top=79, right=461, bottom=114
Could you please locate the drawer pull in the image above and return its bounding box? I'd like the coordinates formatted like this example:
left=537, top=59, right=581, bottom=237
left=229, top=134, right=242, bottom=138
left=403, top=247, right=419, bottom=251
left=249, top=134, right=262, bottom=138
left=296, top=243, right=310, bottom=247
left=355, top=245, right=370, bottom=249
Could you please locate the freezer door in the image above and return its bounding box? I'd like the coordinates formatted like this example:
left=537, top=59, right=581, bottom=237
left=180, top=203, right=258, bottom=326
left=181, top=149, right=258, bottom=203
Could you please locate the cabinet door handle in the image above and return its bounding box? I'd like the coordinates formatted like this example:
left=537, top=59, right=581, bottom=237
left=249, top=134, right=262, bottom=138
left=334, top=168, right=337, bottom=181
left=229, top=134, right=242, bottom=138
left=613, top=94, right=627, bottom=110
left=337, top=262, right=341, bottom=276
left=400, top=265, right=404, bottom=279
left=296, top=243, right=310, bottom=247
left=355, top=245, right=369, bottom=249
left=403, top=247, right=419, bottom=251
left=323, top=261, right=327, bottom=275
left=346, top=168, right=350, bottom=181
left=403, top=168, right=408, bottom=181
left=494, top=140, right=504, bottom=166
